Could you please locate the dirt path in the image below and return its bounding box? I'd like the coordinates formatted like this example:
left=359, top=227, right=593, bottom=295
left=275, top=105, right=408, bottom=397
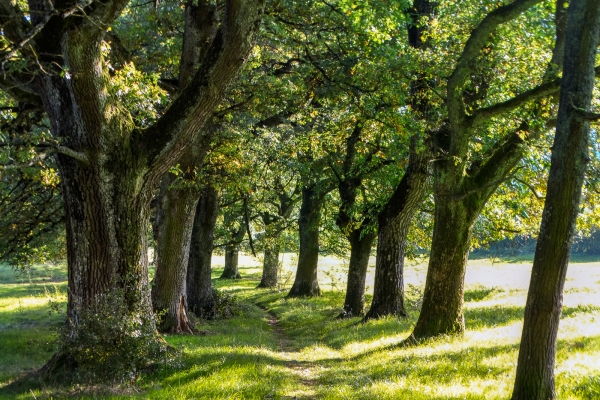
left=259, top=305, right=320, bottom=399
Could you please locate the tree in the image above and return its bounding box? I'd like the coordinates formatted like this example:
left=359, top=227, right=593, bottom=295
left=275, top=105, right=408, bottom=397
left=0, top=0, right=265, bottom=372
left=511, top=1, right=600, bottom=398
left=411, top=0, right=567, bottom=340
left=150, top=0, right=219, bottom=332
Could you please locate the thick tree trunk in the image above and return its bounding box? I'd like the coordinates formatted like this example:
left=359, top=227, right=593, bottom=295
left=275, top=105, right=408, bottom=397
left=287, top=186, right=323, bottom=297
left=59, top=155, right=154, bottom=329
left=340, top=229, right=376, bottom=317
left=151, top=174, right=198, bottom=333
left=365, top=139, right=430, bottom=320
left=512, top=3, right=600, bottom=398
left=220, top=224, right=245, bottom=279
left=187, top=186, right=219, bottom=318
left=411, top=198, right=477, bottom=338
left=257, top=223, right=281, bottom=288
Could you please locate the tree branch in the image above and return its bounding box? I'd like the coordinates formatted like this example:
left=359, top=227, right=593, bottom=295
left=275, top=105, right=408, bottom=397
left=446, top=0, right=544, bottom=128
left=141, top=0, right=265, bottom=181
left=513, top=177, right=545, bottom=200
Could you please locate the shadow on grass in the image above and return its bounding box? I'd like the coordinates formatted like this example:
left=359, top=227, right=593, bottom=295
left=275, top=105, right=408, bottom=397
left=464, top=306, right=524, bottom=330
left=464, top=287, right=501, bottom=302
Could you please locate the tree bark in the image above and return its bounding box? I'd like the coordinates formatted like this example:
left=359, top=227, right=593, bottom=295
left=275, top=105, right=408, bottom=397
left=187, top=186, right=219, bottom=318
left=340, top=229, right=376, bottom=316
left=411, top=196, right=477, bottom=337
left=151, top=174, right=198, bottom=333
left=2, top=0, right=265, bottom=374
left=365, top=137, right=430, bottom=320
left=257, top=223, right=281, bottom=288
left=511, top=2, right=600, bottom=398
left=220, top=220, right=245, bottom=279
left=287, top=185, right=324, bottom=297
left=221, top=243, right=242, bottom=279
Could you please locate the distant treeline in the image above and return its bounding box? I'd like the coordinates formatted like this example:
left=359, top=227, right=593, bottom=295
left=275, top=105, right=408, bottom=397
left=472, top=229, right=600, bottom=257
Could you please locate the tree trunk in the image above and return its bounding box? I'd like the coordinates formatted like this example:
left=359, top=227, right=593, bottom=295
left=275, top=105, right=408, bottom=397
left=59, top=154, right=155, bottom=331
left=340, top=229, right=376, bottom=317
left=222, top=246, right=241, bottom=279
left=411, top=197, right=477, bottom=338
left=365, top=138, right=430, bottom=320
left=512, top=2, right=600, bottom=398
left=287, top=186, right=323, bottom=297
left=187, top=186, right=219, bottom=319
left=220, top=224, right=245, bottom=279
left=257, top=223, right=281, bottom=288
left=151, top=174, right=198, bottom=333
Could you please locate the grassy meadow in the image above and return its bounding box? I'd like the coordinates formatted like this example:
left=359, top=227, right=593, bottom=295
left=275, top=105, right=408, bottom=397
left=1, top=254, right=600, bottom=399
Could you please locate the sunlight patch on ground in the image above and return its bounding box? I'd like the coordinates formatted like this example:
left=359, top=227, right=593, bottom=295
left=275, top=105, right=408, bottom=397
left=557, top=351, right=600, bottom=375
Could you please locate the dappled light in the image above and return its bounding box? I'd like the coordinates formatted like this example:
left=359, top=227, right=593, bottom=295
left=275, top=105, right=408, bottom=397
left=1, top=258, right=600, bottom=398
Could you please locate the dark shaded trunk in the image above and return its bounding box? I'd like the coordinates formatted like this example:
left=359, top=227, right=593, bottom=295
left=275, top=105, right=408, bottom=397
left=287, top=186, right=324, bottom=297
left=257, top=223, right=281, bottom=288
left=151, top=174, right=198, bottom=332
left=340, top=229, right=376, bottom=317
left=187, top=186, right=219, bottom=318
left=220, top=224, right=245, bottom=279
left=365, top=137, right=430, bottom=320
left=512, top=3, right=600, bottom=398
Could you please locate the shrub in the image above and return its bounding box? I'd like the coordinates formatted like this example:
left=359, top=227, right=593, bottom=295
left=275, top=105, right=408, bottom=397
left=57, top=288, right=175, bottom=384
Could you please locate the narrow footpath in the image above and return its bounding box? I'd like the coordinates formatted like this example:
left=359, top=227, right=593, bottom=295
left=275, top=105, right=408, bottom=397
left=259, top=304, right=320, bottom=399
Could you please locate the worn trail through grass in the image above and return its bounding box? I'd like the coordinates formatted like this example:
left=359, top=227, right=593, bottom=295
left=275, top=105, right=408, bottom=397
left=259, top=303, right=319, bottom=399
left=2, top=257, right=600, bottom=399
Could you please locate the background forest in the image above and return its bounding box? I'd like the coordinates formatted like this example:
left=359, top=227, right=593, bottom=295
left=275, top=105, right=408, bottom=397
left=1, top=0, right=600, bottom=398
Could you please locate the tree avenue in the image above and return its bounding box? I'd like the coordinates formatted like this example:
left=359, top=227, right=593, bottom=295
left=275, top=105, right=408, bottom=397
left=0, top=0, right=265, bottom=372
left=3, top=0, right=600, bottom=392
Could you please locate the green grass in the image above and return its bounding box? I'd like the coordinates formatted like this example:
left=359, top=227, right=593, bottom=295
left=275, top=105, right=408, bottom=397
left=1, top=258, right=600, bottom=399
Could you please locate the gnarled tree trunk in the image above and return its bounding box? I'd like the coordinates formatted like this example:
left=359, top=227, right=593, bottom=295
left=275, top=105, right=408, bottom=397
left=220, top=221, right=245, bottom=279
left=340, top=229, right=376, bottom=316
left=257, top=223, right=281, bottom=288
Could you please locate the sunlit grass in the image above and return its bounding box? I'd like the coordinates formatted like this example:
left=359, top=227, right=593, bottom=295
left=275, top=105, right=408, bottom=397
left=1, top=257, right=600, bottom=399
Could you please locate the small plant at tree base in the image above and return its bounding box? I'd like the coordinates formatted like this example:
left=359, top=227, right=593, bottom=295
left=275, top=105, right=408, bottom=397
left=212, top=288, right=244, bottom=320
left=56, top=288, right=176, bottom=384
left=405, top=284, right=424, bottom=312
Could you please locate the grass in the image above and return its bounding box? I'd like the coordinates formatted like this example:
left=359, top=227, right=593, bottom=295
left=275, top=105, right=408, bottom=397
left=0, top=255, right=600, bottom=399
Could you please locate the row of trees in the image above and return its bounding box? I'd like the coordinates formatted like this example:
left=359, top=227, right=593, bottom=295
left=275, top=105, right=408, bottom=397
left=1, top=0, right=599, bottom=397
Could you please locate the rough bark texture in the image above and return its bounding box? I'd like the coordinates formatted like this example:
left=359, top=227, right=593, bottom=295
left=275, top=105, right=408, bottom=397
left=1, top=0, right=265, bottom=373
left=411, top=0, right=558, bottom=340
left=220, top=214, right=245, bottom=279
left=512, top=2, right=600, bottom=398
left=288, top=186, right=324, bottom=297
left=187, top=186, right=219, bottom=318
left=150, top=0, right=218, bottom=333
left=151, top=174, right=198, bottom=333
left=364, top=137, right=430, bottom=320
left=340, top=230, right=376, bottom=316
left=333, top=124, right=370, bottom=313
left=257, top=183, right=298, bottom=289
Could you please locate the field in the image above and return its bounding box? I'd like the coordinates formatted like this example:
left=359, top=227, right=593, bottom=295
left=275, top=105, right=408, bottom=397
left=1, top=254, right=600, bottom=399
